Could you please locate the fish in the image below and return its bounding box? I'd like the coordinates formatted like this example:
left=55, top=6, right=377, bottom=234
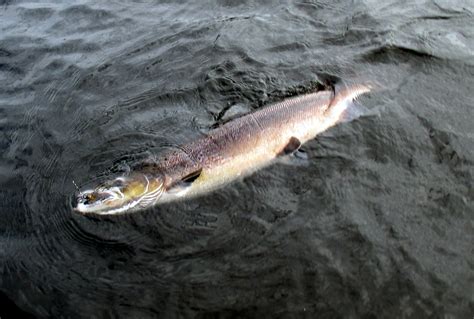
left=74, top=83, right=371, bottom=215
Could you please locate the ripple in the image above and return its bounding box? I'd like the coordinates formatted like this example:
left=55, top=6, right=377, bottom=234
left=1, top=0, right=473, bottom=317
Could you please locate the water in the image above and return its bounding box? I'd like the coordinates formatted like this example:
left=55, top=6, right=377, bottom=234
left=1, top=1, right=473, bottom=318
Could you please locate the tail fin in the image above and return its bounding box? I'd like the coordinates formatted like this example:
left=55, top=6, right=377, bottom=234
left=325, top=83, right=372, bottom=123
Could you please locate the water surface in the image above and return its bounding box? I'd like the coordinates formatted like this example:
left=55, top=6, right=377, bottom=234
left=1, top=0, right=473, bottom=318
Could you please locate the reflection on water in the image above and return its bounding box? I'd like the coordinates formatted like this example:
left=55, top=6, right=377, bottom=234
left=1, top=1, right=473, bottom=317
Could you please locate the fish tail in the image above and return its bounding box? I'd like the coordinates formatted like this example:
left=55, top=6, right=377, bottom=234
left=326, top=83, right=373, bottom=123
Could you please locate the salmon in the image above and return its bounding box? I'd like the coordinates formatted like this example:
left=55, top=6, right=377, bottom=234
left=75, top=84, right=371, bottom=215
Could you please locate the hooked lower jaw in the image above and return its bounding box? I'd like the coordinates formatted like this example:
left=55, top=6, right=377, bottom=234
left=75, top=203, right=134, bottom=215
left=74, top=200, right=133, bottom=215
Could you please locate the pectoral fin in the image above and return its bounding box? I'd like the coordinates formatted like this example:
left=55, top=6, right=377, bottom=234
left=182, top=168, right=202, bottom=183
left=167, top=168, right=202, bottom=196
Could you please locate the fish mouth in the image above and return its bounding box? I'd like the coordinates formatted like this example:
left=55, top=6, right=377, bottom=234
left=74, top=188, right=126, bottom=215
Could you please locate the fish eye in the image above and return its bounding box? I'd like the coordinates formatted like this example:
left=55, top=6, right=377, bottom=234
left=112, top=180, right=124, bottom=187
left=113, top=179, right=124, bottom=186
left=108, top=178, right=128, bottom=189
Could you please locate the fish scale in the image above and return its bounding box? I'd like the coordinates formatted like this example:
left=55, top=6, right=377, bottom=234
left=76, top=84, right=371, bottom=214
left=154, top=86, right=369, bottom=203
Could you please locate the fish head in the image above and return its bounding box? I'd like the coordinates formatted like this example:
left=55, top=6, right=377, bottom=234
left=75, top=174, right=164, bottom=215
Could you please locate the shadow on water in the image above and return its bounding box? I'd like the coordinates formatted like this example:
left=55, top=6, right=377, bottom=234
left=0, top=0, right=473, bottom=318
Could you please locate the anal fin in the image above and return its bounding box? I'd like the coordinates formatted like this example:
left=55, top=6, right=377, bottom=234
left=277, top=137, right=308, bottom=166
left=278, top=137, right=302, bottom=156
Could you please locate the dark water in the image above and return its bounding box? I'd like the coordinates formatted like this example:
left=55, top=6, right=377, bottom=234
left=1, top=1, right=473, bottom=318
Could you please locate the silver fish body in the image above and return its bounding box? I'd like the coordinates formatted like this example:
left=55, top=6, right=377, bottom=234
left=75, top=84, right=371, bottom=214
